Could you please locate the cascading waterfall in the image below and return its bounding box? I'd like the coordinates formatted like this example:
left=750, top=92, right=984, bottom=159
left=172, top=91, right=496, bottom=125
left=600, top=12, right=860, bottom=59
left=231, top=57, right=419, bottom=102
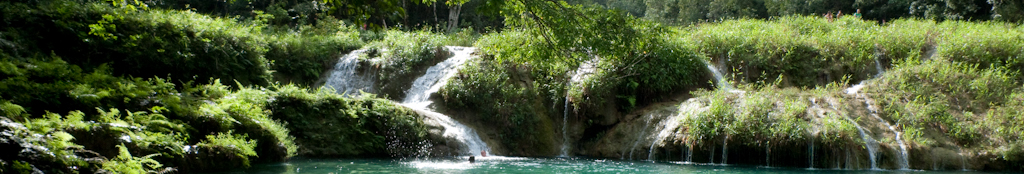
left=835, top=86, right=882, bottom=170
left=649, top=101, right=696, bottom=161
left=403, top=46, right=476, bottom=106
left=865, top=100, right=910, bottom=170
left=411, top=109, right=490, bottom=156
left=844, top=110, right=880, bottom=170
left=401, top=46, right=489, bottom=156
left=847, top=82, right=911, bottom=170
left=324, top=49, right=376, bottom=96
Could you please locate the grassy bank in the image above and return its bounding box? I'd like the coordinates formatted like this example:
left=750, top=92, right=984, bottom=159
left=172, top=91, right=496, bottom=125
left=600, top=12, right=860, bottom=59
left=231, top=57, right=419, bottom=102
left=660, top=16, right=1024, bottom=170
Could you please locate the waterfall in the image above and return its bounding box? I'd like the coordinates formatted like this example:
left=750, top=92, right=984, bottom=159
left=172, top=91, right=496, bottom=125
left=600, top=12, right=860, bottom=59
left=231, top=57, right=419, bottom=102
left=709, top=144, right=716, bottom=164
left=847, top=82, right=911, bottom=170
left=562, top=58, right=598, bottom=157
left=846, top=149, right=853, bottom=170
left=765, top=143, right=770, bottom=167
left=649, top=101, right=695, bottom=161
left=874, top=57, right=885, bottom=77
left=843, top=84, right=881, bottom=170
left=687, top=144, right=693, bottom=162
left=866, top=101, right=910, bottom=170
left=410, top=108, right=490, bottom=156
left=844, top=112, right=879, bottom=170
left=809, top=138, right=815, bottom=169
left=721, top=135, right=728, bottom=164
left=403, top=46, right=476, bottom=106
left=324, top=49, right=376, bottom=96
left=704, top=61, right=735, bottom=91
left=961, top=148, right=969, bottom=171
left=401, top=46, right=489, bottom=156
left=628, top=116, right=653, bottom=160
left=559, top=95, right=573, bottom=158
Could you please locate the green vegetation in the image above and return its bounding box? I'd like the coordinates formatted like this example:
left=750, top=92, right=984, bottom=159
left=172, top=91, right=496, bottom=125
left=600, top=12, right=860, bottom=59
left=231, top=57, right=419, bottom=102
left=362, top=30, right=453, bottom=98
left=613, top=0, right=1024, bottom=25
left=680, top=83, right=860, bottom=155
left=3, top=0, right=1024, bottom=172
left=0, top=0, right=444, bottom=173
left=269, top=86, right=435, bottom=157
left=665, top=16, right=1024, bottom=170
left=440, top=56, right=561, bottom=155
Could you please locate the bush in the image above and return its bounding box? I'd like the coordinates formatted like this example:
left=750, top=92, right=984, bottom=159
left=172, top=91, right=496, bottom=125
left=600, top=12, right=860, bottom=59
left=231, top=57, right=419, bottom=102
left=268, top=86, right=434, bottom=157
left=358, top=30, right=450, bottom=99
left=264, top=17, right=364, bottom=86
left=869, top=60, right=1018, bottom=146
left=679, top=16, right=880, bottom=87
left=439, top=57, right=559, bottom=155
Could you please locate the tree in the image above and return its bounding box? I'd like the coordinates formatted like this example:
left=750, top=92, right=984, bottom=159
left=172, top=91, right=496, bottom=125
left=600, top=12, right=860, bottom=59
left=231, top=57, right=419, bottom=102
left=322, top=0, right=430, bottom=29
left=908, top=0, right=992, bottom=21
left=988, top=0, right=1022, bottom=22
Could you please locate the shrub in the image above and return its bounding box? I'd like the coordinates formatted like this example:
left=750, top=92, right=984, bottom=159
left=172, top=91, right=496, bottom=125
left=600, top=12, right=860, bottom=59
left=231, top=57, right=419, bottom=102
left=268, top=85, right=434, bottom=157
left=357, top=30, right=450, bottom=99
left=870, top=60, right=1019, bottom=146
left=264, top=17, right=364, bottom=86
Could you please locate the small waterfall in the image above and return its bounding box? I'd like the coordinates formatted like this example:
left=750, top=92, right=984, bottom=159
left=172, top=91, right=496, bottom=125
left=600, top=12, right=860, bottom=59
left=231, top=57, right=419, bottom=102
left=401, top=46, right=489, bottom=156
left=960, top=148, right=969, bottom=171
left=687, top=144, right=693, bottom=162
left=808, top=138, right=815, bottom=169
left=847, top=82, right=911, bottom=170
left=846, top=149, right=854, bottom=170
left=681, top=144, right=689, bottom=163
left=874, top=57, right=885, bottom=77
left=765, top=143, right=771, bottom=167
left=845, top=113, right=879, bottom=170
left=628, top=117, right=653, bottom=160
left=324, top=49, right=376, bottom=96
left=860, top=100, right=909, bottom=169
left=649, top=101, right=696, bottom=161
left=562, top=58, right=598, bottom=157
left=560, top=97, right=570, bottom=157
left=721, top=135, right=728, bottom=164
left=403, top=47, right=476, bottom=106
left=411, top=108, right=490, bottom=156
left=709, top=144, right=716, bottom=164
left=704, top=61, right=736, bottom=91
left=843, top=84, right=881, bottom=170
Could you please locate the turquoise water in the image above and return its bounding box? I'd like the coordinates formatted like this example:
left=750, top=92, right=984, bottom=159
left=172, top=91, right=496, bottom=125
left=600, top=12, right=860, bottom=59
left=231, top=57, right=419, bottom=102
left=223, top=157, right=992, bottom=173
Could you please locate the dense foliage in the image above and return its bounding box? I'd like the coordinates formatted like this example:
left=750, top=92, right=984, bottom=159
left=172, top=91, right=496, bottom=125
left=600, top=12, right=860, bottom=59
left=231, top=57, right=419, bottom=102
left=0, top=0, right=441, bottom=173
left=3, top=0, right=1024, bottom=172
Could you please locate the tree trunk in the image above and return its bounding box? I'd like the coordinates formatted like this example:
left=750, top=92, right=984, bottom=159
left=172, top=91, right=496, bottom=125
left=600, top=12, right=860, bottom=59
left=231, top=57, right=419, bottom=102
left=447, top=4, right=462, bottom=33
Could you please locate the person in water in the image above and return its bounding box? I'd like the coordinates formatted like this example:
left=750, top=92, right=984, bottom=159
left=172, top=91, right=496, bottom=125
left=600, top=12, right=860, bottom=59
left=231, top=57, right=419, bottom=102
left=469, top=156, right=476, bottom=163
left=481, top=151, right=487, bottom=157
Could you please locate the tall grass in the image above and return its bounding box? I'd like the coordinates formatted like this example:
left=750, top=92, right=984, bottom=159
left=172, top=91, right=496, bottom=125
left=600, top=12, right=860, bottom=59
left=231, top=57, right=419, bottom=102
left=680, top=84, right=858, bottom=148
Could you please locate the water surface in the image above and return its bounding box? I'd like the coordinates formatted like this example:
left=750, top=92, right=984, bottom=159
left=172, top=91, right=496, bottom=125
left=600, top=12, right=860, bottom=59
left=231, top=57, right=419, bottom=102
left=224, top=157, right=989, bottom=174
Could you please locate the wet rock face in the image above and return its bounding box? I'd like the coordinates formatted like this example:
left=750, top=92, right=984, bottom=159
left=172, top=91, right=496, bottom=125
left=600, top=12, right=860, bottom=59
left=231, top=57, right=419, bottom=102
left=421, top=122, right=464, bottom=157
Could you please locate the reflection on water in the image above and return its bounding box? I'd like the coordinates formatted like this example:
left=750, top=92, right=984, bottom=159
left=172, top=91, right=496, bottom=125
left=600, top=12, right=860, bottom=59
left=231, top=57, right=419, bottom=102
left=222, top=157, right=975, bottom=174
